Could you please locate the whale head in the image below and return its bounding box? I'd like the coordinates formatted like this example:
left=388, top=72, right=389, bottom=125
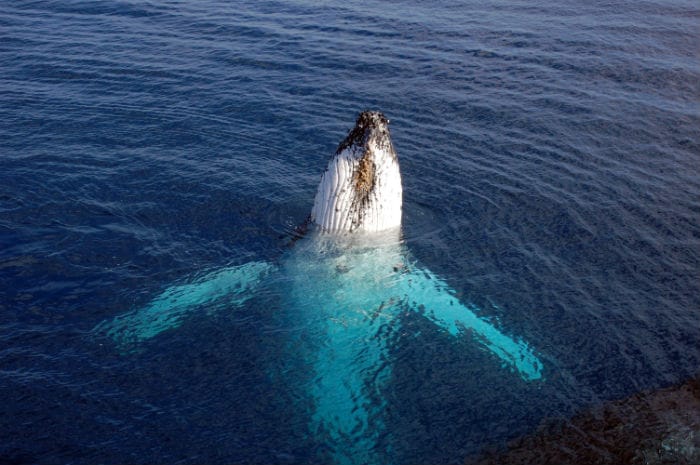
left=311, top=111, right=403, bottom=234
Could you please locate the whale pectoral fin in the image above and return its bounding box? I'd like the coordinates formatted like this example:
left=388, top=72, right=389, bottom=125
left=93, top=261, right=276, bottom=347
left=400, top=266, right=543, bottom=381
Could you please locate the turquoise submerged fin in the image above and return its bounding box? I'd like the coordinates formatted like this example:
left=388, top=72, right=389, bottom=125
left=399, top=266, right=543, bottom=381
left=93, top=261, right=275, bottom=346
left=305, top=300, right=398, bottom=465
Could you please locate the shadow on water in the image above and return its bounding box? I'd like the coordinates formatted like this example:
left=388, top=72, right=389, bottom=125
left=467, top=374, right=700, bottom=465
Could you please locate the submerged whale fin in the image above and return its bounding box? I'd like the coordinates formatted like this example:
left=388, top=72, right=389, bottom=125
left=93, top=261, right=276, bottom=346
left=305, top=298, right=400, bottom=465
left=400, top=266, right=543, bottom=381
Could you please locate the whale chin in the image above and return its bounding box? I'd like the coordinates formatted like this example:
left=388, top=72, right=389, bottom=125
left=311, top=111, right=403, bottom=234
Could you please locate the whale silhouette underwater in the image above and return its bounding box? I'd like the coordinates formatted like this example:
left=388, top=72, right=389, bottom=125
left=94, top=111, right=543, bottom=464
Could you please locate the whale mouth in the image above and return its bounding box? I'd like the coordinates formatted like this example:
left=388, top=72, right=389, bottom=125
left=311, top=111, right=403, bottom=234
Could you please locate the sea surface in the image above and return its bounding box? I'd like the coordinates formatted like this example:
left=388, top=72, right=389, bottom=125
left=1, top=0, right=699, bottom=463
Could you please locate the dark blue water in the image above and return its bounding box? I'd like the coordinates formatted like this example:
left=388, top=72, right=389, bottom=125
left=2, top=0, right=699, bottom=463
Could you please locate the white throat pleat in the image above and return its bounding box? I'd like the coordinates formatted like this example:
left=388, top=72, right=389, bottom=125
left=311, top=145, right=402, bottom=234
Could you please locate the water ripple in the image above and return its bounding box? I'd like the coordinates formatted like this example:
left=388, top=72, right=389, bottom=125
left=1, top=0, right=699, bottom=463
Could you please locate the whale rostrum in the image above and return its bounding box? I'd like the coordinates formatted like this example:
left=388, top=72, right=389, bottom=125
left=311, top=111, right=402, bottom=233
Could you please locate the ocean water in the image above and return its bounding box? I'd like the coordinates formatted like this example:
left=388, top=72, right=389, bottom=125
left=1, top=0, right=699, bottom=463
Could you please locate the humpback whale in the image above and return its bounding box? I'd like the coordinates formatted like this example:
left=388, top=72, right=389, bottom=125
left=94, top=111, right=543, bottom=465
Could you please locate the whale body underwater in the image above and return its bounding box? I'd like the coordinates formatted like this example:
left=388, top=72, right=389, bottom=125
left=94, top=111, right=543, bottom=465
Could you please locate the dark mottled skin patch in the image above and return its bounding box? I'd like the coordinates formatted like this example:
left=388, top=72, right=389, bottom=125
left=336, top=111, right=395, bottom=157
left=353, top=154, right=375, bottom=197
